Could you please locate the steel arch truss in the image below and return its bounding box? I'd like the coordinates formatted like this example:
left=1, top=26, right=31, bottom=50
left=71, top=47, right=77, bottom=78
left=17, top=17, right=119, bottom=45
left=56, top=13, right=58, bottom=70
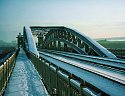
left=23, top=26, right=39, bottom=56
left=30, top=26, right=116, bottom=58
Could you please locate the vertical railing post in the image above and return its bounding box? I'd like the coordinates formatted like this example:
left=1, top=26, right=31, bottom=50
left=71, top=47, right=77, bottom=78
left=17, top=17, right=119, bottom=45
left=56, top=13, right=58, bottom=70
left=5, top=61, right=7, bottom=83
left=2, top=63, right=4, bottom=91
left=68, top=74, right=72, bottom=96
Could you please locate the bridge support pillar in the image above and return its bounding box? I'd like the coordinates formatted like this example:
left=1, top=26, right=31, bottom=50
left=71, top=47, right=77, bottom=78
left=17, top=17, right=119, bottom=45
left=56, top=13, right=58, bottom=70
left=58, top=41, right=61, bottom=51
left=50, top=42, right=53, bottom=49
left=38, top=36, right=43, bottom=47
left=85, top=43, right=89, bottom=54
left=72, top=35, right=75, bottom=43
left=64, top=43, right=67, bottom=51
left=78, top=38, right=81, bottom=47
left=53, top=41, right=56, bottom=50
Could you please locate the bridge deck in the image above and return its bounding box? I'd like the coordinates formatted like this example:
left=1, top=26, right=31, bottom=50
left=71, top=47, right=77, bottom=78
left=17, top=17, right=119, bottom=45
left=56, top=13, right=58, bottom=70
left=4, top=49, right=49, bottom=96
left=40, top=51, right=125, bottom=96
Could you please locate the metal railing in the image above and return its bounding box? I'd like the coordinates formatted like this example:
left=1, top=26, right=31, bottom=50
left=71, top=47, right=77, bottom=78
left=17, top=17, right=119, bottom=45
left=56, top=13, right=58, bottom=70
left=108, top=48, right=125, bottom=59
left=28, top=51, right=108, bottom=96
left=0, top=49, right=19, bottom=95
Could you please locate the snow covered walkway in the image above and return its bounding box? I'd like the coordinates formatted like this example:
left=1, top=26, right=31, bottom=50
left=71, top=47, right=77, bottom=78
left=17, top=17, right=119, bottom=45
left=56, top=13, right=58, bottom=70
left=4, top=49, right=49, bottom=96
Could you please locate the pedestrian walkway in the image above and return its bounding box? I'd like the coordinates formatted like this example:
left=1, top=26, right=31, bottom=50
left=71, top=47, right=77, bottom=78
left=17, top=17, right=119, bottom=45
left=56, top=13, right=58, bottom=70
left=4, top=49, right=49, bottom=96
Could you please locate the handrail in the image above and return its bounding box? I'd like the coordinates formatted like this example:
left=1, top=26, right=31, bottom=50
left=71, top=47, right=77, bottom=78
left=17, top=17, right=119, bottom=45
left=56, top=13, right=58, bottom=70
left=0, top=51, right=15, bottom=66
left=38, top=49, right=125, bottom=70
left=27, top=51, right=109, bottom=96
left=0, top=49, right=19, bottom=95
left=39, top=51, right=125, bottom=85
left=108, top=48, right=125, bottom=59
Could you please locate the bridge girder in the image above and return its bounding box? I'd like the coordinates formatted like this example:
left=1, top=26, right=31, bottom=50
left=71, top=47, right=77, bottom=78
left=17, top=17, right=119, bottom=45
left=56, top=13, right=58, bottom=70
left=23, top=26, right=39, bottom=56
left=25, top=26, right=116, bottom=58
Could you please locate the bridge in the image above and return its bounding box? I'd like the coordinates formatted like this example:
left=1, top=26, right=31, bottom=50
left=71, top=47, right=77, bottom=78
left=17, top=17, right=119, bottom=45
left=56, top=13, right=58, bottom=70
left=0, top=26, right=125, bottom=96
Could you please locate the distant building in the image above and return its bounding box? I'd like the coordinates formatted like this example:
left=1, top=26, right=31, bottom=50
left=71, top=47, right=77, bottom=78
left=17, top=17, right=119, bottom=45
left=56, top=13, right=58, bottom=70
left=16, top=33, right=24, bottom=48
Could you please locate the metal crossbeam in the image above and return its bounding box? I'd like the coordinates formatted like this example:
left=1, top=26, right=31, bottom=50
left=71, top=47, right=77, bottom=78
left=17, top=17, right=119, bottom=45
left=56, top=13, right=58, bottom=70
left=21, top=26, right=125, bottom=96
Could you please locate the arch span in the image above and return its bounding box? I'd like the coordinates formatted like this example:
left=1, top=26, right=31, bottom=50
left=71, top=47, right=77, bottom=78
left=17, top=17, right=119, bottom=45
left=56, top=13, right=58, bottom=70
left=23, top=26, right=39, bottom=56
left=29, top=26, right=116, bottom=58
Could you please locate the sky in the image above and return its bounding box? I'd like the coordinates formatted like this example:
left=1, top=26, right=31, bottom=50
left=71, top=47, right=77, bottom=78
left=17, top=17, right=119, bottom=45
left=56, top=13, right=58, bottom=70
left=0, top=0, right=125, bottom=42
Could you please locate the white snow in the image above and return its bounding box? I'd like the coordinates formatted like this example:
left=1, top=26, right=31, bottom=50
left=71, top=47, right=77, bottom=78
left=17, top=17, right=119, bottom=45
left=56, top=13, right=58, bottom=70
left=24, top=26, right=39, bottom=56
left=67, top=27, right=116, bottom=58
left=4, top=49, right=48, bottom=96
left=39, top=52, right=125, bottom=96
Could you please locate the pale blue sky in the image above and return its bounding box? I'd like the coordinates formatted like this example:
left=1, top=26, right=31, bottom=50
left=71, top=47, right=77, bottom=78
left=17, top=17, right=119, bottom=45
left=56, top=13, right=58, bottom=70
left=0, top=0, right=125, bottom=42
